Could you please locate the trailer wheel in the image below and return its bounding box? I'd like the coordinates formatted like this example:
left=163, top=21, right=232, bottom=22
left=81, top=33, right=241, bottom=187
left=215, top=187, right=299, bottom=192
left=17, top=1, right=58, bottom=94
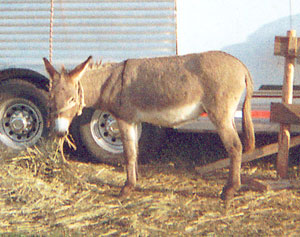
left=73, top=109, right=165, bottom=165
left=0, top=79, right=48, bottom=149
left=74, top=109, right=135, bottom=165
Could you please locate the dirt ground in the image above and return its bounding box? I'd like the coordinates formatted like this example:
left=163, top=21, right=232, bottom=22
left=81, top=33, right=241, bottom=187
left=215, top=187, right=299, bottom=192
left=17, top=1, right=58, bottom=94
left=0, top=132, right=300, bottom=236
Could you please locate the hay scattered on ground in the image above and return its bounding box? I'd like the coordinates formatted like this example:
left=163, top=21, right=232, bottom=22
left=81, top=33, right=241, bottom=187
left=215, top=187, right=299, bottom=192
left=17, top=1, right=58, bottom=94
left=0, top=135, right=300, bottom=236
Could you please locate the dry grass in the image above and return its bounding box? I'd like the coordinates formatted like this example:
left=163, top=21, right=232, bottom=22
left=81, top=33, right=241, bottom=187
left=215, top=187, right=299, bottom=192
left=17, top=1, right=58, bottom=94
left=0, top=134, right=300, bottom=236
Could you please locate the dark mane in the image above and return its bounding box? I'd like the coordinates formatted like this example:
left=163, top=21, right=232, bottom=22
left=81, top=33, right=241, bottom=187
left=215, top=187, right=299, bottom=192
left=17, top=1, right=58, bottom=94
left=88, top=60, right=118, bottom=71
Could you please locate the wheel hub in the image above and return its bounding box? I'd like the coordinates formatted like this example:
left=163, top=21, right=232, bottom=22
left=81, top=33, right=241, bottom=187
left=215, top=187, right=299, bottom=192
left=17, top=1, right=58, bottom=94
left=106, top=119, right=120, bottom=137
left=2, top=103, right=39, bottom=142
left=98, top=113, right=122, bottom=145
left=10, top=110, right=33, bottom=135
left=89, top=111, right=123, bottom=153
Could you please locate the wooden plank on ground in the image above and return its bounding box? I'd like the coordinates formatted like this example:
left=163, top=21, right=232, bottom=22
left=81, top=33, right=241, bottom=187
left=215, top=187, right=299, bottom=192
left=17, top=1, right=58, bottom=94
left=195, top=135, right=300, bottom=174
left=241, top=175, right=293, bottom=192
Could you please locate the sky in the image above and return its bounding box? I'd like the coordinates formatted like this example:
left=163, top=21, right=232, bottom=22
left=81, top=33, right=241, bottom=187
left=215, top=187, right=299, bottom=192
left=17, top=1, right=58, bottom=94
left=176, top=0, right=300, bottom=88
left=176, top=0, right=300, bottom=54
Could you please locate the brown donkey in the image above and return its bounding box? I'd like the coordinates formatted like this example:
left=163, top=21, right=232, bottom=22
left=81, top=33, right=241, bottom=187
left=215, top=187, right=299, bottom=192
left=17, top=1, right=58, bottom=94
left=43, top=51, right=255, bottom=202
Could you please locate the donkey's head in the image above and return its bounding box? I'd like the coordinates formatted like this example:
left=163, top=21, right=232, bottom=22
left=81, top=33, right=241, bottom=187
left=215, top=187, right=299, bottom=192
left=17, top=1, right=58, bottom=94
left=43, top=56, right=92, bottom=137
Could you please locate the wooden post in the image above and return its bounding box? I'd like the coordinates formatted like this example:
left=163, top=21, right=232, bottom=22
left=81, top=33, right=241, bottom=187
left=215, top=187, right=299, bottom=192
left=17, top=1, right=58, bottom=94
left=275, top=30, right=297, bottom=178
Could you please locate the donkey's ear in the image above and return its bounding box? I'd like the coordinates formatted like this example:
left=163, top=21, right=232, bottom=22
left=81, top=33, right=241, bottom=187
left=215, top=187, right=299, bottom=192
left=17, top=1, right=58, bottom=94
left=43, top=57, right=58, bottom=79
left=69, top=56, right=92, bottom=83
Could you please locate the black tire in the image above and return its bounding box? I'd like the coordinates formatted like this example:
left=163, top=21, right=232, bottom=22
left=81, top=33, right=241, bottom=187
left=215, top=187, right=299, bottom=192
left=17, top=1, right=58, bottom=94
left=71, top=108, right=165, bottom=165
left=0, top=79, right=48, bottom=149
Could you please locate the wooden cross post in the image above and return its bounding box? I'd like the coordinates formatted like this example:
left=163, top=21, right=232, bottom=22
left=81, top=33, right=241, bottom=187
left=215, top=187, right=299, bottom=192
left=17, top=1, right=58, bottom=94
left=274, top=30, right=300, bottom=178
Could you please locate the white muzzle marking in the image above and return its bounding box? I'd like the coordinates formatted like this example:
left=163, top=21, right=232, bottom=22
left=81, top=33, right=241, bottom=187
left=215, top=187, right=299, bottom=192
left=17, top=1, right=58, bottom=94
left=54, top=118, right=70, bottom=134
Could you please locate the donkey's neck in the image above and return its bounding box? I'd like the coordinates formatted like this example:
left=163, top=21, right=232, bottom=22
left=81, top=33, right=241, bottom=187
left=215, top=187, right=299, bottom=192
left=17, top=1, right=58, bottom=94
left=80, top=62, right=124, bottom=110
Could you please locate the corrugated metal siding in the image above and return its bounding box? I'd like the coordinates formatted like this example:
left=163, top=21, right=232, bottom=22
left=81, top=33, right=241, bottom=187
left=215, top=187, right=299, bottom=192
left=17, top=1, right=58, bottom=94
left=0, top=0, right=177, bottom=73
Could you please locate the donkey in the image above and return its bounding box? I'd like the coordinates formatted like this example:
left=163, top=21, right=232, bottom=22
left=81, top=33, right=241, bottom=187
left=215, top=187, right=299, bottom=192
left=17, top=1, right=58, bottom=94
left=43, top=51, right=255, bottom=202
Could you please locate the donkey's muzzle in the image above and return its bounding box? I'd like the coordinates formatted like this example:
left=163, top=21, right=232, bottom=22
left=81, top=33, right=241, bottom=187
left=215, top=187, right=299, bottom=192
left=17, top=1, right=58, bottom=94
left=54, top=117, right=70, bottom=137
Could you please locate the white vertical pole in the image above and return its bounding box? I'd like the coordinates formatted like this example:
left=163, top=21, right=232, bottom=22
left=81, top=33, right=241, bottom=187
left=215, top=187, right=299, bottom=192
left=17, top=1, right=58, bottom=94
left=49, top=0, right=54, bottom=64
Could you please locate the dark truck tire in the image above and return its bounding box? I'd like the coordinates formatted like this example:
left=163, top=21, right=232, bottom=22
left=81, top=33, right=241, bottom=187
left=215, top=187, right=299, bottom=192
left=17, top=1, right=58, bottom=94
left=0, top=79, right=48, bottom=150
left=70, top=108, right=166, bottom=165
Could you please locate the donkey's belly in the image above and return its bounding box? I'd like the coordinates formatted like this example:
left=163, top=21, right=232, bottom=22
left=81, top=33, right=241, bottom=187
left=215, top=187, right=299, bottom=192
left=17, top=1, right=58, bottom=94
left=137, top=102, right=204, bottom=127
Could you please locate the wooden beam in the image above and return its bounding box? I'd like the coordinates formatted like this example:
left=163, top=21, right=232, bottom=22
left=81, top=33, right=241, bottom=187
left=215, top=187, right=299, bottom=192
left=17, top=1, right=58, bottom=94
left=270, top=102, right=300, bottom=124
left=274, top=35, right=300, bottom=57
left=195, top=135, right=300, bottom=174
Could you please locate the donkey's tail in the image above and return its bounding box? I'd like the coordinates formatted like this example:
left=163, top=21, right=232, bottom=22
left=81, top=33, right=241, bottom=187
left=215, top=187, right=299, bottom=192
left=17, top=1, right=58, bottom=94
left=242, top=71, right=255, bottom=153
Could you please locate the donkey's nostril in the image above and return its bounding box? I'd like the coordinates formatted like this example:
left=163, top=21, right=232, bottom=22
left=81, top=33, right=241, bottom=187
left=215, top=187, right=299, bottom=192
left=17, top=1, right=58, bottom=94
left=54, top=118, right=70, bottom=135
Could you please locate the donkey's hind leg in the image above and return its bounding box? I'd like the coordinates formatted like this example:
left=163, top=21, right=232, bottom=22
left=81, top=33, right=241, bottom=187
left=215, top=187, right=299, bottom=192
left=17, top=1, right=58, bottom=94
left=117, top=119, right=139, bottom=198
left=215, top=118, right=243, bottom=201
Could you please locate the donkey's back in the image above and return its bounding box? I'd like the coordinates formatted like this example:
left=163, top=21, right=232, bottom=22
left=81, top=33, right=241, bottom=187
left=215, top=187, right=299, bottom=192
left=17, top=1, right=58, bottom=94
left=121, top=51, right=252, bottom=130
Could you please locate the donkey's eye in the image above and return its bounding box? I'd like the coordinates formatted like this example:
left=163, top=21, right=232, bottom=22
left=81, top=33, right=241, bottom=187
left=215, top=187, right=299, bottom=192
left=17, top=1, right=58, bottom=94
left=68, top=97, right=76, bottom=104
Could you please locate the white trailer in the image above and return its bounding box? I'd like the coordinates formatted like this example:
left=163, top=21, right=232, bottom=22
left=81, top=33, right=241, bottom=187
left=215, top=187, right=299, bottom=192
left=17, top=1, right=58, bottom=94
left=0, top=0, right=299, bottom=164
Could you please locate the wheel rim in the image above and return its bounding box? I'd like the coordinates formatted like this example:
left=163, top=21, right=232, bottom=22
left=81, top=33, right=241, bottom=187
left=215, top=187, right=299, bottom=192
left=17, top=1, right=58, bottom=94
left=0, top=100, right=44, bottom=147
left=90, top=111, right=123, bottom=154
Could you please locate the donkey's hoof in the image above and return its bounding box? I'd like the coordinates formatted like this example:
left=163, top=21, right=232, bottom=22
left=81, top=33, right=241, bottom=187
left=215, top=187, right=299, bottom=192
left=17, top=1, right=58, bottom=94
left=119, top=185, right=135, bottom=199
left=220, top=186, right=236, bottom=201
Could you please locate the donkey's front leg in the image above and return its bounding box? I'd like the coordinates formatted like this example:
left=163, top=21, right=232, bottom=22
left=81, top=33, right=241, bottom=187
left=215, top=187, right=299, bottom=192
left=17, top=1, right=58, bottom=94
left=117, top=119, right=139, bottom=198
